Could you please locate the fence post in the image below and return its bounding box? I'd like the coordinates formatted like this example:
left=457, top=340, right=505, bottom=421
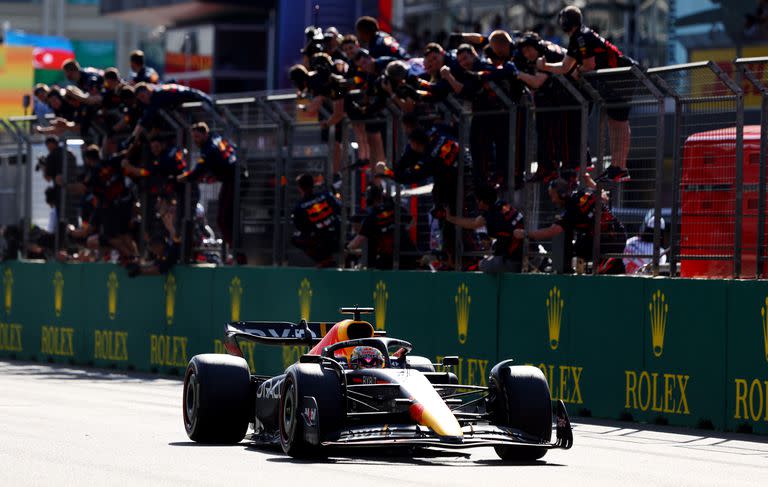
left=736, top=58, right=768, bottom=277
left=6, top=118, right=34, bottom=255
left=158, top=110, right=190, bottom=263
left=384, top=103, right=401, bottom=270
left=338, top=118, right=350, bottom=268
left=707, top=62, right=745, bottom=277
left=632, top=67, right=668, bottom=276
left=649, top=70, right=682, bottom=278
left=0, top=119, right=28, bottom=253
left=578, top=79, right=605, bottom=274
left=443, top=95, right=469, bottom=270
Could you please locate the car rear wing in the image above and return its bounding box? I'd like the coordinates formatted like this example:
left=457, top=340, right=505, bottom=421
left=223, top=320, right=386, bottom=356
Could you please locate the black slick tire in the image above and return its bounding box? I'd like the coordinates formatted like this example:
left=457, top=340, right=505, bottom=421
left=183, top=353, right=251, bottom=444
left=489, top=364, right=552, bottom=462
left=279, top=363, right=343, bottom=458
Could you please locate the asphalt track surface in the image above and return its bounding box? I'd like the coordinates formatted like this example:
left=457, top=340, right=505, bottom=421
left=1, top=361, right=767, bottom=487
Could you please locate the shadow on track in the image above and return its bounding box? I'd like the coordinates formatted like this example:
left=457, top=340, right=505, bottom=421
left=0, top=360, right=179, bottom=384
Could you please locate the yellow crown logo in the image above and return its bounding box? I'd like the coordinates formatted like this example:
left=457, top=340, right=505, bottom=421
left=164, top=273, right=176, bottom=325
left=455, top=283, right=471, bottom=344
left=546, top=286, right=564, bottom=350
left=3, top=268, right=12, bottom=316
left=649, top=290, right=668, bottom=357
left=107, top=272, right=119, bottom=320
left=761, top=298, right=768, bottom=363
left=53, top=270, right=64, bottom=317
left=298, top=278, right=312, bottom=321
left=230, top=276, right=243, bottom=322
left=373, top=281, right=388, bottom=330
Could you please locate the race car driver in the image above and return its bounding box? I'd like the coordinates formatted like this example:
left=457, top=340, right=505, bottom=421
left=350, top=346, right=385, bottom=369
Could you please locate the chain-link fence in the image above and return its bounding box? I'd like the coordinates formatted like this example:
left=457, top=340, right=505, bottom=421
left=736, top=56, right=768, bottom=278
left=582, top=65, right=667, bottom=275
left=649, top=61, right=744, bottom=278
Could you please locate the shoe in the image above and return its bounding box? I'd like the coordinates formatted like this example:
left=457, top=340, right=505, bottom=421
left=596, top=165, right=630, bottom=183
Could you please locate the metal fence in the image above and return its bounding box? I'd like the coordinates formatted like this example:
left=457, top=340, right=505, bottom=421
left=2, top=57, right=767, bottom=278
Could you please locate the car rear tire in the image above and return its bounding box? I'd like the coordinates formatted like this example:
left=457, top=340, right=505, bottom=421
left=279, top=363, right=344, bottom=457
left=489, top=364, right=552, bottom=462
left=183, top=354, right=251, bottom=444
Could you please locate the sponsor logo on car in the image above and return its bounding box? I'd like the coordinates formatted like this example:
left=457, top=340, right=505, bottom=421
left=302, top=406, right=318, bottom=427
left=256, top=377, right=282, bottom=400
left=455, top=283, right=470, bottom=345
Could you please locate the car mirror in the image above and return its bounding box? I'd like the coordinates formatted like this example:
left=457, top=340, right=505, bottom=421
left=442, top=356, right=459, bottom=367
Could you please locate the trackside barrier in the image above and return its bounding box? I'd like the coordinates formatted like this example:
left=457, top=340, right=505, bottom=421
left=2, top=262, right=768, bottom=435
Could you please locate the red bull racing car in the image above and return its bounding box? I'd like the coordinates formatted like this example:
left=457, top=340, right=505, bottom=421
left=182, top=307, right=573, bottom=460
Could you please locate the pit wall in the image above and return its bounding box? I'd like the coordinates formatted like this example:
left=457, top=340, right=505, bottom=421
left=1, top=261, right=767, bottom=434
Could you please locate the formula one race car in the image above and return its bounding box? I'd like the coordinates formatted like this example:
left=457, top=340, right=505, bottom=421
left=182, top=307, right=573, bottom=461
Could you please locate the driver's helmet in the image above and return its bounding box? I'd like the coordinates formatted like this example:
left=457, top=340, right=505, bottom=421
left=350, top=346, right=385, bottom=370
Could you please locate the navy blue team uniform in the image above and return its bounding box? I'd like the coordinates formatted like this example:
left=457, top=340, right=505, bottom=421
left=516, top=40, right=583, bottom=179
left=132, top=66, right=160, bottom=84
left=181, top=134, right=237, bottom=246
left=367, top=31, right=410, bottom=60
left=555, top=188, right=626, bottom=274
left=291, top=191, right=342, bottom=265
left=567, top=26, right=634, bottom=121
left=358, top=199, right=416, bottom=269
left=140, top=84, right=213, bottom=129
left=459, top=60, right=524, bottom=189
left=481, top=200, right=524, bottom=268
left=76, top=68, right=104, bottom=95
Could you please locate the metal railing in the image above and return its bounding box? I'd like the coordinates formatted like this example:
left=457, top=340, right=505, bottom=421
left=3, top=57, right=768, bottom=278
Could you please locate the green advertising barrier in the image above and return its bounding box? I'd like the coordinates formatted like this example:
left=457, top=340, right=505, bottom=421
left=498, top=276, right=728, bottom=429
left=726, top=281, right=768, bottom=434
left=498, top=275, right=646, bottom=419
left=1, top=261, right=768, bottom=434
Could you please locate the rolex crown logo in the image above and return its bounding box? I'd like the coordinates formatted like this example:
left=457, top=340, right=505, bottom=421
left=761, top=298, right=768, bottom=363
left=649, top=290, right=668, bottom=358
left=373, top=281, right=388, bottom=331
left=230, top=276, right=243, bottom=322
left=164, top=274, right=176, bottom=325
left=3, top=268, right=12, bottom=316
left=455, top=283, right=471, bottom=345
left=107, top=272, right=119, bottom=320
left=546, top=286, right=564, bottom=350
left=53, top=270, right=64, bottom=317
left=298, top=278, right=312, bottom=321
